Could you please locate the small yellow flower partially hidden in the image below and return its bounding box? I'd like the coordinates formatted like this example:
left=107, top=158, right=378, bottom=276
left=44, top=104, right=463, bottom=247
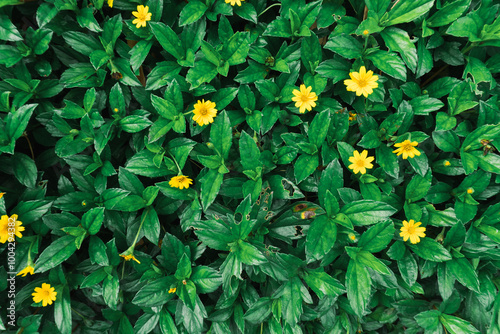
left=17, top=265, right=35, bottom=277
left=291, top=84, right=318, bottom=114
left=467, top=188, right=474, bottom=194
left=0, top=214, right=25, bottom=243
left=121, top=254, right=141, bottom=264
left=348, top=112, right=357, bottom=121
left=444, top=160, right=451, bottom=166
left=168, top=287, right=177, bottom=294
left=363, top=30, right=369, bottom=35
left=344, top=66, right=379, bottom=98
left=393, top=140, right=421, bottom=159
left=192, top=99, right=218, bottom=126
left=132, top=5, right=152, bottom=29
left=400, top=219, right=426, bottom=244
left=0, top=192, right=5, bottom=199
left=108, top=0, right=113, bottom=8
left=225, top=0, right=244, bottom=5
left=32, top=283, right=57, bottom=307
left=348, top=150, right=375, bottom=175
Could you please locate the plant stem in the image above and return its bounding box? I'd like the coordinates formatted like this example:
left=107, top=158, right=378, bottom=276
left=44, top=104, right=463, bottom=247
left=258, top=3, right=281, bottom=17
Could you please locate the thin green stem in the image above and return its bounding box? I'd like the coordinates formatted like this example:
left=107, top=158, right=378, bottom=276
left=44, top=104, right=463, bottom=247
left=71, top=307, right=87, bottom=320
left=132, top=207, right=151, bottom=247
left=169, top=153, right=182, bottom=175
left=258, top=3, right=281, bottom=17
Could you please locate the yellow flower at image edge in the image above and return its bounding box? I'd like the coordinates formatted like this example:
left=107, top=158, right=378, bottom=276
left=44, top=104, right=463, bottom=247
left=121, top=254, right=141, bottom=264
left=292, top=84, right=318, bottom=114
left=400, top=219, right=426, bottom=244
left=169, top=175, right=193, bottom=190
left=132, top=5, right=152, bottom=28
left=344, top=66, right=379, bottom=98
left=348, top=150, right=374, bottom=175
left=393, top=140, right=421, bottom=159
left=108, top=0, right=113, bottom=7
left=192, top=99, right=217, bottom=126
left=0, top=214, right=25, bottom=243
left=32, top=283, right=57, bottom=307
left=225, top=0, right=244, bottom=5
left=17, top=265, right=35, bottom=277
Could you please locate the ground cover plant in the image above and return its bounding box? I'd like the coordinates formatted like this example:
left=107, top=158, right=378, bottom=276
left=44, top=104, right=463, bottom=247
left=1, top=0, right=500, bottom=333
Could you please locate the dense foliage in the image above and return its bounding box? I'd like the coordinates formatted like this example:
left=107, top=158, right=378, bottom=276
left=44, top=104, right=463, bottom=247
left=1, top=0, right=500, bottom=333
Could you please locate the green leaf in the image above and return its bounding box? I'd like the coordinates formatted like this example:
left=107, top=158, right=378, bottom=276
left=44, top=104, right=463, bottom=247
left=308, top=109, right=330, bottom=148
left=302, top=269, right=345, bottom=299
left=0, top=15, right=22, bottom=41
left=82, top=207, right=104, bottom=235
left=408, top=237, right=452, bottom=262
left=190, top=266, right=222, bottom=293
left=440, top=314, right=480, bottom=334
left=179, top=0, right=207, bottom=27
left=358, top=220, right=395, bottom=253
left=132, top=276, right=176, bottom=307
left=305, top=215, right=337, bottom=263
left=340, top=200, right=397, bottom=226
left=433, top=130, right=460, bottom=153
left=279, top=277, right=306, bottom=326
left=34, top=235, right=78, bottom=273
left=447, top=257, right=480, bottom=292
left=150, top=22, right=184, bottom=60
left=366, top=50, right=406, bottom=81
left=380, top=0, right=434, bottom=26
left=294, top=153, right=319, bottom=184
left=200, top=169, right=224, bottom=210
left=427, top=0, right=472, bottom=27
left=212, top=87, right=238, bottom=110
left=406, top=170, right=432, bottom=202
left=210, top=111, right=232, bottom=160
left=0, top=45, right=22, bottom=67
left=232, top=239, right=267, bottom=265
left=356, top=250, right=391, bottom=276
left=175, top=253, right=192, bottom=280
left=380, top=27, right=418, bottom=73
left=221, top=31, right=250, bottom=66
left=316, top=57, right=351, bottom=84
left=448, top=81, right=478, bottom=116
left=12, top=153, right=37, bottom=188
left=54, top=285, right=72, bottom=334
left=346, top=259, right=371, bottom=318
left=324, top=33, right=363, bottom=59
left=186, top=60, right=217, bottom=89
left=239, top=131, right=260, bottom=171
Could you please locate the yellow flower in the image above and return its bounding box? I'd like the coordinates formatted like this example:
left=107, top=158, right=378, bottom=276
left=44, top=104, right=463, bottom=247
left=467, top=188, right=474, bottom=194
left=363, top=30, right=369, bottom=35
left=108, top=0, right=113, bottom=7
left=120, top=254, right=141, bottom=264
left=192, top=99, right=217, bottom=126
left=291, top=84, right=318, bottom=114
left=0, top=192, right=5, bottom=199
left=348, top=112, right=357, bottom=121
left=348, top=150, right=374, bottom=175
left=225, top=0, right=244, bottom=5
left=32, top=283, right=57, bottom=307
left=132, top=5, right=152, bottom=29
left=17, top=265, right=35, bottom=277
left=393, top=140, right=421, bottom=159
left=169, top=175, right=193, bottom=190
left=344, top=66, right=379, bottom=98
left=168, top=287, right=176, bottom=293
left=0, top=214, right=25, bottom=243
left=444, top=160, right=451, bottom=166
left=400, top=219, right=426, bottom=244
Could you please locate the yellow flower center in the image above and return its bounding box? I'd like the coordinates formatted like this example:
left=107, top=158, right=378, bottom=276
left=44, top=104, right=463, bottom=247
left=177, top=176, right=185, bottom=182
left=137, top=11, right=147, bottom=20
left=356, top=159, right=365, bottom=167
left=356, top=78, right=367, bottom=88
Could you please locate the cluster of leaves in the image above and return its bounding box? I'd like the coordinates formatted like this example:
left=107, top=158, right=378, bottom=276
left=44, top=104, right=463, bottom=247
left=1, top=0, right=500, bottom=333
